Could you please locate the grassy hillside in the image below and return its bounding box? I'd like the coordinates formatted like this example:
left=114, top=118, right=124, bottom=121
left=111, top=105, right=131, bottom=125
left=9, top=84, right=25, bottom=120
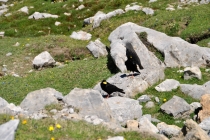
left=0, top=0, right=210, bottom=139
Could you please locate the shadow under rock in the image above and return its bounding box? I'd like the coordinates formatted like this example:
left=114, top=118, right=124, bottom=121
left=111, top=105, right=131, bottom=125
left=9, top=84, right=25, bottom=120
left=106, top=46, right=120, bottom=74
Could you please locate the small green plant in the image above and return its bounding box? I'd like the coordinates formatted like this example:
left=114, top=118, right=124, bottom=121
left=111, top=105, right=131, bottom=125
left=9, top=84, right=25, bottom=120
left=45, top=103, right=63, bottom=112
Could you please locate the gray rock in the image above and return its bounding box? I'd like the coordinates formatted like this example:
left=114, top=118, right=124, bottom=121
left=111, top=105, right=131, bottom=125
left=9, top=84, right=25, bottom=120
left=184, top=66, right=202, bottom=80
left=155, top=97, right=160, bottom=103
left=6, top=52, right=12, bottom=56
left=63, top=88, right=113, bottom=122
left=70, top=31, right=92, bottom=40
left=76, top=4, right=85, bottom=10
left=160, top=95, right=191, bottom=119
left=92, top=9, right=125, bottom=28
left=142, top=7, right=154, bottom=15
left=0, top=8, right=7, bottom=16
left=141, top=114, right=151, bottom=122
left=145, top=101, right=155, bottom=108
left=0, top=119, right=19, bottom=140
left=20, top=87, right=63, bottom=114
left=151, top=117, right=161, bottom=123
left=139, top=117, right=159, bottom=133
left=93, top=72, right=149, bottom=98
left=29, top=112, right=48, bottom=120
left=0, top=97, right=8, bottom=108
left=155, top=79, right=180, bottom=92
left=0, top=103, right=25, bottom=116
left=125, top=5, right=142, bottom=12
left=106, top=97, right=142, bottom=125
left=157, top=122, right=181, bottom=137
left=28, top=12, right=59, bottom=19
left=18, top=6, right=29, bottom=14
left=137, top=95, right=151, bottom=103
left=32, top=51, right=56, bottom=69
left=108, top=23, right=165, bottom=87
left=86, top=39, right=108, bottom=58
left=180, top=81, right=210, bottom=99
left=199, top=117, right=210, bottom=135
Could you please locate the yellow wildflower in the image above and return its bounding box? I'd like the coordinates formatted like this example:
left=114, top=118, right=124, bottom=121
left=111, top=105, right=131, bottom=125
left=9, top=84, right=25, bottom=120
left=163, top=98, right=167, bottom=102
left=22, top=120, right=27, bottom=124
left=49, top=126, right=54, bottom=131
left=51, top=137, right=55, bottom=140
left=56, top=124, right=61, bottom=129
left=11, top=116, right=14, bottom=120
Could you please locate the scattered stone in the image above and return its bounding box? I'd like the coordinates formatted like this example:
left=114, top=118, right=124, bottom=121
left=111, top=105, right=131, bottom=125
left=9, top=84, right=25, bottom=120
left=106, top=97, right=142, bottom=125
left=157, top=122, right=181, bottom=137
left=125, top=5, right=142, bottom=12
left=137, top=95, right=151, bottom=103
left=0, top=31, right=4, bottom=38
left=198, top=94, right=210, bottom=122
left=32, top=51, right=56, bottom=69
left=28, top=12, right=59, bottom=20
left=180, top=82, right=210, bottom=99
left=86, top=38, right=108, bottom=58
left=70, top=31, right=92, bottom=40
left=13, top=42, right=20, bottom=46
left=0, top=119, right=20, bottom=140
left=184, top=66, right=202, bottom=80
left=76, top=4, right=85, bottom=10
left=55, top=21, right=61, bottom=26
left=18, top=6, right=28, bottom=14
left=6, top=52, right=12, bottom=56
left=149, top=0, right=157, bottom=3
left=155, top=97, right=160, bottom=103
left=64, top=12, right=71, bottom=16
left=155, top=79, right=180, bottom=92
left=139, top=116, right=159, bottom=133
left=142, top=7, right=154, bottom=15
left=145, top=101, right=155, bottom=108
left=160, top=95, right=191, bottom=119
left=20, top=87, right=63, bottom=114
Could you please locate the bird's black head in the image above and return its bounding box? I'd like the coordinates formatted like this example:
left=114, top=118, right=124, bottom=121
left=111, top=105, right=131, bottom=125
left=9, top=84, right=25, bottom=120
left=101, top=80, right=107, bottom=85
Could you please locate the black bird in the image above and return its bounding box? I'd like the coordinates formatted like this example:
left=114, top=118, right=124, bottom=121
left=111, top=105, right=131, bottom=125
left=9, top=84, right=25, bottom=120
left=100, top=80, right=125, bottom=98
left=125, top=42, right=143, bottom=77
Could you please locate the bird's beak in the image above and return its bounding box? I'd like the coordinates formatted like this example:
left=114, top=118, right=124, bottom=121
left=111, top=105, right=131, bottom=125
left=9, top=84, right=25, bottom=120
left=103, top=82, right=107, bottom=84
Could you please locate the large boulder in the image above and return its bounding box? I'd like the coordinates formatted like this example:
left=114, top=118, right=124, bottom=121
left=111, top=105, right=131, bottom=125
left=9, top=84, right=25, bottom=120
left=20, top=87, right=63, bottom=114
left=180, top=81, right=210, bottom=99
left=0, top=119, right=19, bottom=140
left=108, top=22, right=210, bottom=70
left=106, top=97, right=142, bottom=125
left=93, top=72, right=149, bottom=98
left=32, top=51, right=56, bottom=69
left=160, top=95, right=191, bottom=119
left=63, top=88, right=114, bottom=122
left=157, top=122, right=181, bottom=137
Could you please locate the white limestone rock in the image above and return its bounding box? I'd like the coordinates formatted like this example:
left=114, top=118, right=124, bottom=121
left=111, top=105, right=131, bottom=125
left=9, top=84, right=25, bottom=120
left=155, top=79, right=180, bottom=92
left=70, top=31, right=92, bottom=40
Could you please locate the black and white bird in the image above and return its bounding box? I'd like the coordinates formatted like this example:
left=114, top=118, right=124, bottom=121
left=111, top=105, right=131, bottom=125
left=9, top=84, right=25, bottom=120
left=125, top=42, right=143, bottom=77
left=100, top=80, right=125, bottom=98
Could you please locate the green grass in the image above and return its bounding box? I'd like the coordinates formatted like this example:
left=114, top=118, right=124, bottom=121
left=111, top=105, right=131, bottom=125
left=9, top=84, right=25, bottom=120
left=0, top=0, right=210, bottom=139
